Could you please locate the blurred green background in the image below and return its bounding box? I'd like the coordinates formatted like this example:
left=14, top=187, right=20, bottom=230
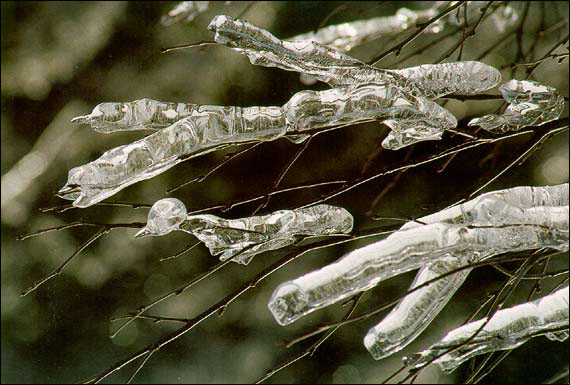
left=1, top=1, right=568, bottom=383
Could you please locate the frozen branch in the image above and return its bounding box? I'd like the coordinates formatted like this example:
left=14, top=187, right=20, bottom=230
left=60, top=82, right=457, bottom=207
left=405, top=286, right=569, bottom=373
left=135, top=198, right=354, bottom=265
left=208, top=15, right=501, bottom=99
left=267, top=184, right=569, bottom=330
left=469, top=80, right=565, bottom=133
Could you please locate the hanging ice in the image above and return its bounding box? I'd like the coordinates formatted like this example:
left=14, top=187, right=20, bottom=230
left=161, top=1, right=210, bottom=26
left=208, top=15, right=501, bottom=99
left=468, top=80, right=565, bottom=133
left=268, top=184, right=569, bottom=328
left=363, top=183, right=570, bottom=360
left=134, top=198, right=354, bottom=265
left=288, top=8, right=441, bottom=53
left=404, top=286, right=569, bottom=373
left=59, top=82, right=457, bottom=207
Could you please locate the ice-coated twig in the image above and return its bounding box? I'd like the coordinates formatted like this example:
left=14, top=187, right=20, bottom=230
left=161, top=1, right=210, bottom=26
left=134, top=198, right=354, bottom=265
left=208, top=15, right=501, bottom=99
left=288, top=7, right=441, bottom=53
left=71, top=99, right=203, bottom=133
left=364, top=256, right=472, bottom=360
left=363, top=183, right=569, bottom=360
left=404, top=286, right=569, bottom=373
left=268, top=184, right=569, bottom=326
left=59, top=82, right=457, bottom=207
left=468, top=80, right=565, bottom=133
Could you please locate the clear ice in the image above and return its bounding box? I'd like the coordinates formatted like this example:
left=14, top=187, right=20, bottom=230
left=288, top=8, right=440, bottom=53
left=363, top=183, right=570, bottom=359
left=267, top=183, right=569, bottom=337
left=71, top=99, right=203, bottom=133
left=135, top=198, right=354, bottom=265
left=404, top=286, right=569, bottom=373
left=60, top=83, right=457, bottom=207
left=208, top=15, right=501, bottom=99
left=468, top=80, right=565, bottom=133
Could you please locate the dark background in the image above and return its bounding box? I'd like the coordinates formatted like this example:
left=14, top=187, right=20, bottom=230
left=1, top=1, right=568, bottom=383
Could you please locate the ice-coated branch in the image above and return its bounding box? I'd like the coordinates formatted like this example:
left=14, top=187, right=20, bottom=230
left=161, top=1, right=210, bottom=26
left=404, top=286, right=569, bottom=373
left=134, top=198, right=354, bottom=265
left=59, top=82, right=457, bottom=207
left=268, top=184, right=569, bottom=327
left=362, top=183, right=569, bottom=360
left=364, top=256, right=472, bottom=360
left=288, top=8, right=441, bottom=53
left=208, top=15, right=501, bottom=98
left=71, top=99, right=203, bottom=133
left=468, top=80, right=565, bottom=133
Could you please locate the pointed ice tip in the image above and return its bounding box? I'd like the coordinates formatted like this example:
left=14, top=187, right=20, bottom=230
left=71, top=115, right=90, bottom=124
left=56, top=184, right=81, bottom=199
left=135, top=227, right=153, bottom=239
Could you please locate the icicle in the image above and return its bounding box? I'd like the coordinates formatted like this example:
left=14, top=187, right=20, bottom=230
left=362, top=183, right=569, bottom=360
left=468, top=80, right=565, bottom=133
left=134, top=198, right=354, bottom=265
left=161, top=1, right=210, bottom=26
left=268, top=184, right=569, bottom=326
left=288, top=8, right=441, bottom=53
left=404, top=286, right=569, bottom=373
left=208, top=15, right=501, bottom=98
left=59, top=83, right=457, bottom=207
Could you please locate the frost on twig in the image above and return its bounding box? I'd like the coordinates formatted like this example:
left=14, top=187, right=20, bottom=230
left=208, top=15, right=501, bottom=99
left=267, top=184, right=569, bottom=338
left=363, top=183, right=570, bottom=360
left=468, top=80, right=565, bottom=133
left=134, top=198, right=354, bottom=265
left=161, top=1, right=209, bottom=26
left=404, top=286, right=569, bottom=373
left=60, top=82, right=457, bottom=207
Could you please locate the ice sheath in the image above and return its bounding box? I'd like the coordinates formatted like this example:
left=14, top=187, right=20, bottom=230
left=134, top=198, right=353, bottom=265
left=267, top=184, right=569, bottom=361
left=60, top=82, right=456, bottom=207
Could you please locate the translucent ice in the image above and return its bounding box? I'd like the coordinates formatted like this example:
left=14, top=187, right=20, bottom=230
left=405, top=286, right=569, bottom=373
left=363, top=184, right=569, bottom=359
left=60, top=83, right=457, bottom=207
left=209, top=15, right=501, bottom=98
left=268, top=184, right=569, bottom=328
left=288, top=8, right=440, bottom=53
left=468, top=80, right=565, bottom=133
left=71, top=99, right=203, bottom=133
left=135, top=198, right=354, bottom=265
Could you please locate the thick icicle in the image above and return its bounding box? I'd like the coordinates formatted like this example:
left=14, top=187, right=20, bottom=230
left=134, top=198, right=354, bottom=265
left=288, top=8, right=441, bottom=53
left=59, top=83, right=457, bottom=207
left=161, top=1, right=210, bottom=26
left=363, top=183, right=569, bottom=359
left=208, top=15, right=501, bottom=98
left=468, top=80, right=565, bottom=133
left=268, top=185, right=569, bottom=326
left=404, top=286, right=569, bottom=373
